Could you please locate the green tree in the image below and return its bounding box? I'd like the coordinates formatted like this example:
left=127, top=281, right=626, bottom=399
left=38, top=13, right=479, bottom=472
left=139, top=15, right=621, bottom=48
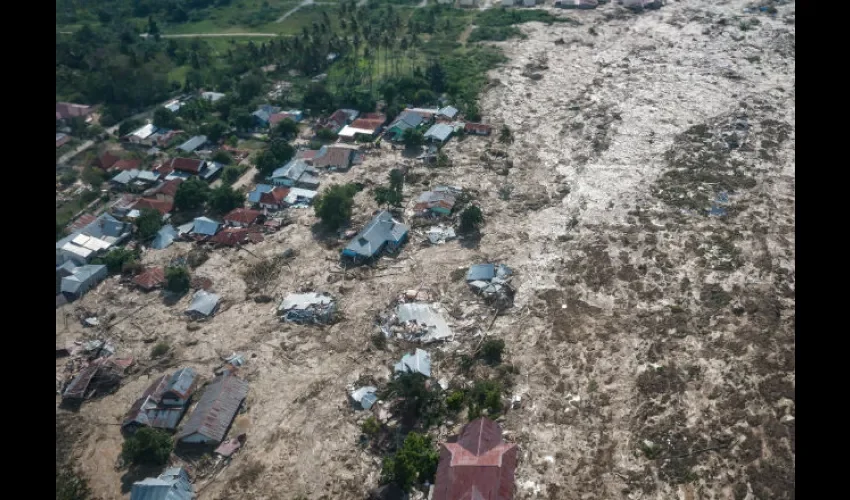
left=269, top=140, right=295, bottom=164
left=272, top=119, right=298, bottom=140
left=152, top=107, right=179, bottom=130
left=221, top=165, right=243, bottom=185
left=436, top=151, right=451, bottom=168
left=466, top=380, right=503, bottom=420
left=459, top=205, right=484, bottom=233
left=255, top=150, right=279, bottom=179
left=389, top=168, right=404, bottom=195
left=201, top=121, right=229, bottom=144
left=165, top=266, right=191, bottom=294
left=314, top=183, right=359, bottom=230
left=381, top=371, right=445, bottom=430
left=135, top=209, right=163, bottom=241
left=212, top=150, right=233, bottom=165
left=93, top=247, right=139, bottom=274
left=56, top=468, right=91, bottom=500
left=237, top=74, right=263, bottom=104
left=316, top=128, right=338, bottom=141
left=59, top=170, right=78, bottom=186
left=81, top=167, right=107, bottom=187
left=174, top=177, right=210, bottom=211
left=374, top=186, right=402, bottom=208
left=118, top=119, right=144, bottom=137
left=208, top=185, right=243, bottom=215
left=121, top=427, right=173, bottom=466
left=402, top=128, right=424, bottom=149
left=381, top=432, right=439, bottom=491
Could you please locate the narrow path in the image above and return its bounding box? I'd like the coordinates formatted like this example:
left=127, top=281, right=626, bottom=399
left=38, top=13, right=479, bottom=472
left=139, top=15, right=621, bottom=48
left=150, top=32, right=281, bottom=38
left=276, top=0, right=315, bottom=23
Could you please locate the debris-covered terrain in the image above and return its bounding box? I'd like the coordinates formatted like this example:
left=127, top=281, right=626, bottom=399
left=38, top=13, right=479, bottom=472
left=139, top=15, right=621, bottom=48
left=56, top=1, right=794, bottom=498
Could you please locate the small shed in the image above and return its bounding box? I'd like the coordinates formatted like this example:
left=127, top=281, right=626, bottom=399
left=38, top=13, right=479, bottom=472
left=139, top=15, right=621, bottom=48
left=351, top=386, right=379, bottom=410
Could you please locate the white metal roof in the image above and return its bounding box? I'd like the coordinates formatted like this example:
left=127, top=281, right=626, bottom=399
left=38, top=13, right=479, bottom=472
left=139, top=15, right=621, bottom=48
left=131, top=123, right=158, bottom=140
left=338, top=125, right=377, bottom=138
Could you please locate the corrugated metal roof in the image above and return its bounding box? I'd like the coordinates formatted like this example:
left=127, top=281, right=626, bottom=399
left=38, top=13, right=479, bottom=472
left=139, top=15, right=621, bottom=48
left=424, top=123, right=454, bottom=142
left=61, top=265, right=107, bottom=295
left=201, top=92, right=225, bottom=102
left=192, top=217, right=220, bottom=236
left=130, top=124, right=158, bottom=140
left=395, top=303, right=453, bottom=342
left=438, top=106, right=459, bottom=118
left=393, top=349, right=432, bottom=377
left=466, top=264, right=496, bottom=282
left=164, top=367, right=197, bottom=400
left=152, top=225, right=178, bottom=249
left=351, top=386, right=378, bottom=410
left=130, top=467, right=194, bottom=500
left=247, top=184, right=274, bottom=203
left=343, top=211, right=409, bottom=259
left=185, top=290, right=221, bottom=317
left=177, top=374, right=249, bottom=443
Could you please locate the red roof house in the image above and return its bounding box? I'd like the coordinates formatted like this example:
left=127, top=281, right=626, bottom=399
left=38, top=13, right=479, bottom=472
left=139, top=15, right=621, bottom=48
left=56, top=102, right=93, bottom=121
left=132, top=197, right=174, bottom=215
left=433, top=418, right=518, bottom=500
left=258, top=187, right=290, bottom=209
left=209, top=227, right=264, bottom=247
left=169, top=158, right=205, bottom=175
left=95, top=151, right=121, bottom=170
left=111, top=158, right=143, bottom=172
left=223, top=208, right=263, bottom=227
left=152, top=178, right=183, bottom=199
left=132, top=267, right=166, bottom=291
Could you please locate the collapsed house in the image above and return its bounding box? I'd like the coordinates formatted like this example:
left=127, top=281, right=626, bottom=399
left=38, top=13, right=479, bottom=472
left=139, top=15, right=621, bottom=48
left=381, top=302, right=453, bottom=343
left=130, top=466, right=195, bottom=500
left=122, top=367, right=199, bottom=434
left=185, top=290, right=221, bottom=319
left=61, top=359, right=126, bottom=405
left=176, top=373, right=249, bottom=445
left=433, top=418, right=518, bottom=500
left=426, top=226, right=456, bottom=245
left=466, top=264, right=515, bottom=306
left=350, top=386, right=379, bottom=410
left=152, top=225, right=179, bottom=249
left=394, top=349, right=432, bottom=378
left=132, top=267, right=167, bottom=292
left=278, top=292, right=337, bottom=324
left=414, top=187, right=458, bottom=217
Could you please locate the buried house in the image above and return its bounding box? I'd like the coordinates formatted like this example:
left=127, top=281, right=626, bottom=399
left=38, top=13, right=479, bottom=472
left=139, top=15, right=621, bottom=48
left=433, top=417, right=518, bottom=500
left=278, top=292, right=337, bottom=324
left=394, top=348, right=432, bottom=378
left=381, top=302, right=453, bottom=343
left=466, top=264, right=515, bottom=306
left=185, top=290, right=221, bottom=319
left=122, top=367, right=198, bottom=434
left=176, top=373, right=249, bottom=445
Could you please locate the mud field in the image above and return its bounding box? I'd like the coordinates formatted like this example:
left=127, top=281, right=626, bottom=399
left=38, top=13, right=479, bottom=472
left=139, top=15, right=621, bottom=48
left=57, top=1, right=795, bottom=499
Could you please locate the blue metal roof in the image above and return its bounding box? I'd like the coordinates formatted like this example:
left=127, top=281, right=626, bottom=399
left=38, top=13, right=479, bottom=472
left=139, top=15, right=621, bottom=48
left=61, top=265, right=107, bottom=295
left=466, top=264, right=496, bottom=282
left=343, top=211, right=409, bottom=259
left=424, top=123, right=454, bottom=142
left=394, top=349, right=432, bottom=377
left=165, top=367, right=197, bottom=400
left=192, top=217, right=220, bottom=236
left=177, top=135, right=207, bottom=153
left=152, top=225, right=178, bottom=249
left=247, top=184, right=274, bottom=203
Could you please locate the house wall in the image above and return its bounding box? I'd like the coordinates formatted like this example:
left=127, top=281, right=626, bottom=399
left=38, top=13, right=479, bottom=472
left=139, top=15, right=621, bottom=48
left=226, top=220, right=249, bottom=228
left=260, top=202, right=282, bottom=211
left=179, top=432, right=214, bottom=444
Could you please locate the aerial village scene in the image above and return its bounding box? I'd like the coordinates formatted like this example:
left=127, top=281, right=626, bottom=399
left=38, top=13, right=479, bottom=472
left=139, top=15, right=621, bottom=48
left=56, top=1, right=795, bottom=499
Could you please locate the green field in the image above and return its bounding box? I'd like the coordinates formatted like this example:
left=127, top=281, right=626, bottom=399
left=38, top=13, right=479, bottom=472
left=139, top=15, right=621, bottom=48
left=161, top=0, right=302, bottom=35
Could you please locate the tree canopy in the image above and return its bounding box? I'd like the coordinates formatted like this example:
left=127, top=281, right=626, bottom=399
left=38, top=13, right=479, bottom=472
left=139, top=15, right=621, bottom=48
left=135, top=208, right=163, bottom=241
left=121, top=427, right=172, bottom=466
left=208, top=185, right=243, bottom=215
left=314, top=183, right=359, bottom=230
left=174, top=177, right=210, bottom=211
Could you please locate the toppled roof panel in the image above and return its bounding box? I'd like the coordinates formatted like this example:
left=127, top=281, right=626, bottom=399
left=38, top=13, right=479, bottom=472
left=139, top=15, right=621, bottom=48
left=466, top=264, right=496, bottom=282
left=351, top=386, right=378, bottom=410
left=185, top=290, right=221, bottom=317
left=152, top=225, right=178, bottom=249
left=394, top=349, right=432, bottom=377
left=394, top=303, right=453, bottom=343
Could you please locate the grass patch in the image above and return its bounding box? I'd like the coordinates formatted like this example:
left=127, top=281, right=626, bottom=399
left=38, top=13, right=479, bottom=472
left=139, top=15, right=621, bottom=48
left=468, top=25, right=524, bottom=42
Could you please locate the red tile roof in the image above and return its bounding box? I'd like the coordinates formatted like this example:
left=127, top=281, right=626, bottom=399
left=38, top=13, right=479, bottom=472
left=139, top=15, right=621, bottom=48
left=360, top=112, right=387, bottom=121
left=111, top=159, right=142, bottom=172
left=223, top=208, right=263, bottom=225
left=349, top=118, right=385, bottom=132
left=132, top=197, right=174, bottom=215
left=132, top=267, right=166, bottom=291
left=56, top=102, right=93, bottom=121
left=259, top=186, right=289, bottom=206
left=152, top=163, right=174, bottom=177
left=210, top=228, right=251, bottom=247
left=153, top=178, right=183, bottom=198
left=314, top=146, right=353, bottom=169
left=69, top=213, right=97, bottom=231
left=170, top=157, right=205, bottom=174
left=433, top=418, right=518, bottom=500
left=96, top=152, right=121, bottom=170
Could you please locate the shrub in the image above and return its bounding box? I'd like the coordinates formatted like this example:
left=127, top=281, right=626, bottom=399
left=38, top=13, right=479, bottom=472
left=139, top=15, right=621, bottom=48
left=212, top=150, right=233, bottom=165
left=381, top=371, right=445, bottom=430
left=459, top=205, right=484, bottom=233
left=371, top=332, right=388, bottom=350
left=150, top=342, right=170, bottom=358
left=221, top=165, right=243, bottom=185
left=479, top=338, right=505, bottom=365
left=361, top=416, right=381, bottom=437
left=381, top=432, right=439, bottom=491
left=94, top=247, right=139, bottom=274
left=316, top=128, right=338, bottom=141
left=135, top=209, right=163, bottom=241
left=467, top=380, right=503, bottom=419
left=121, top=427, right=172, bottom=466
left=59, top=170, right=78, bottom=186
left=165, top=267, right=190, bottom=294
left=208, top=185, right=243, bottom=215
left=446, top=391, right=465, bottom=412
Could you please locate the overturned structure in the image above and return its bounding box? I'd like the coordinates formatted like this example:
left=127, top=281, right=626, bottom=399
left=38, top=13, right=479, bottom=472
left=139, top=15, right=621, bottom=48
left=278, top=292, right=337, bottom=324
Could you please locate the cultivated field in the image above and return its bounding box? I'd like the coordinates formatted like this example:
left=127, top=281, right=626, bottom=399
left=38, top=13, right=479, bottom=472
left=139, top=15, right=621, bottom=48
left=57, top=1, right=795, bottom=499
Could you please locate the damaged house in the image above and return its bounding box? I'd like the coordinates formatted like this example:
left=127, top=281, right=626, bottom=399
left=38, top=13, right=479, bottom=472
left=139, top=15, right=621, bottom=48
left=342, top=210, right=409, bottom=262
left=381, top=302, right=454, bottom=343
left=278, top=292, right=337, bottom=324
left=414, top=187, right=459, bottom=217
left=394, top=348, right=432, bottom=377
left=130, top=467, right=195, bottom=500
left=269, top=159, right=320, bottom=189
left=185, top=290, right=221, bottom=319
left=176, top=373, right=249, bottom=445
left=62, top=359, right=126, bottom=405
left=122, top=367, right=199, bottom=434
left=466, top=264, right=515, bottom=307
left=433, top=417, right=518, bottom=500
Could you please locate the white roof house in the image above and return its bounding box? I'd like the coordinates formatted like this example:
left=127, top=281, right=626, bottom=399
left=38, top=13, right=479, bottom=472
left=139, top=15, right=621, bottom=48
left=129, top=124, right=158, bottom=141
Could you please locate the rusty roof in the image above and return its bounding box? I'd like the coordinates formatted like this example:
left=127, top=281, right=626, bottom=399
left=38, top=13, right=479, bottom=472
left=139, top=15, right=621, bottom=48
left=433, top=418, right=518, bottom=500
left=170, top=157, right=204, bottom=174
left=132, top=267, right=166, bottom=290
left=177, top=374, right=249, bottom=444
left=223, top=208, right=262, bottom=225
left=133, top=198, right=174, bottom=215
left=259, top=186, right=290, bottom=205
left=111, top=158, right=142, bottom=172
left=314, top=146, right=353, bottom=169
